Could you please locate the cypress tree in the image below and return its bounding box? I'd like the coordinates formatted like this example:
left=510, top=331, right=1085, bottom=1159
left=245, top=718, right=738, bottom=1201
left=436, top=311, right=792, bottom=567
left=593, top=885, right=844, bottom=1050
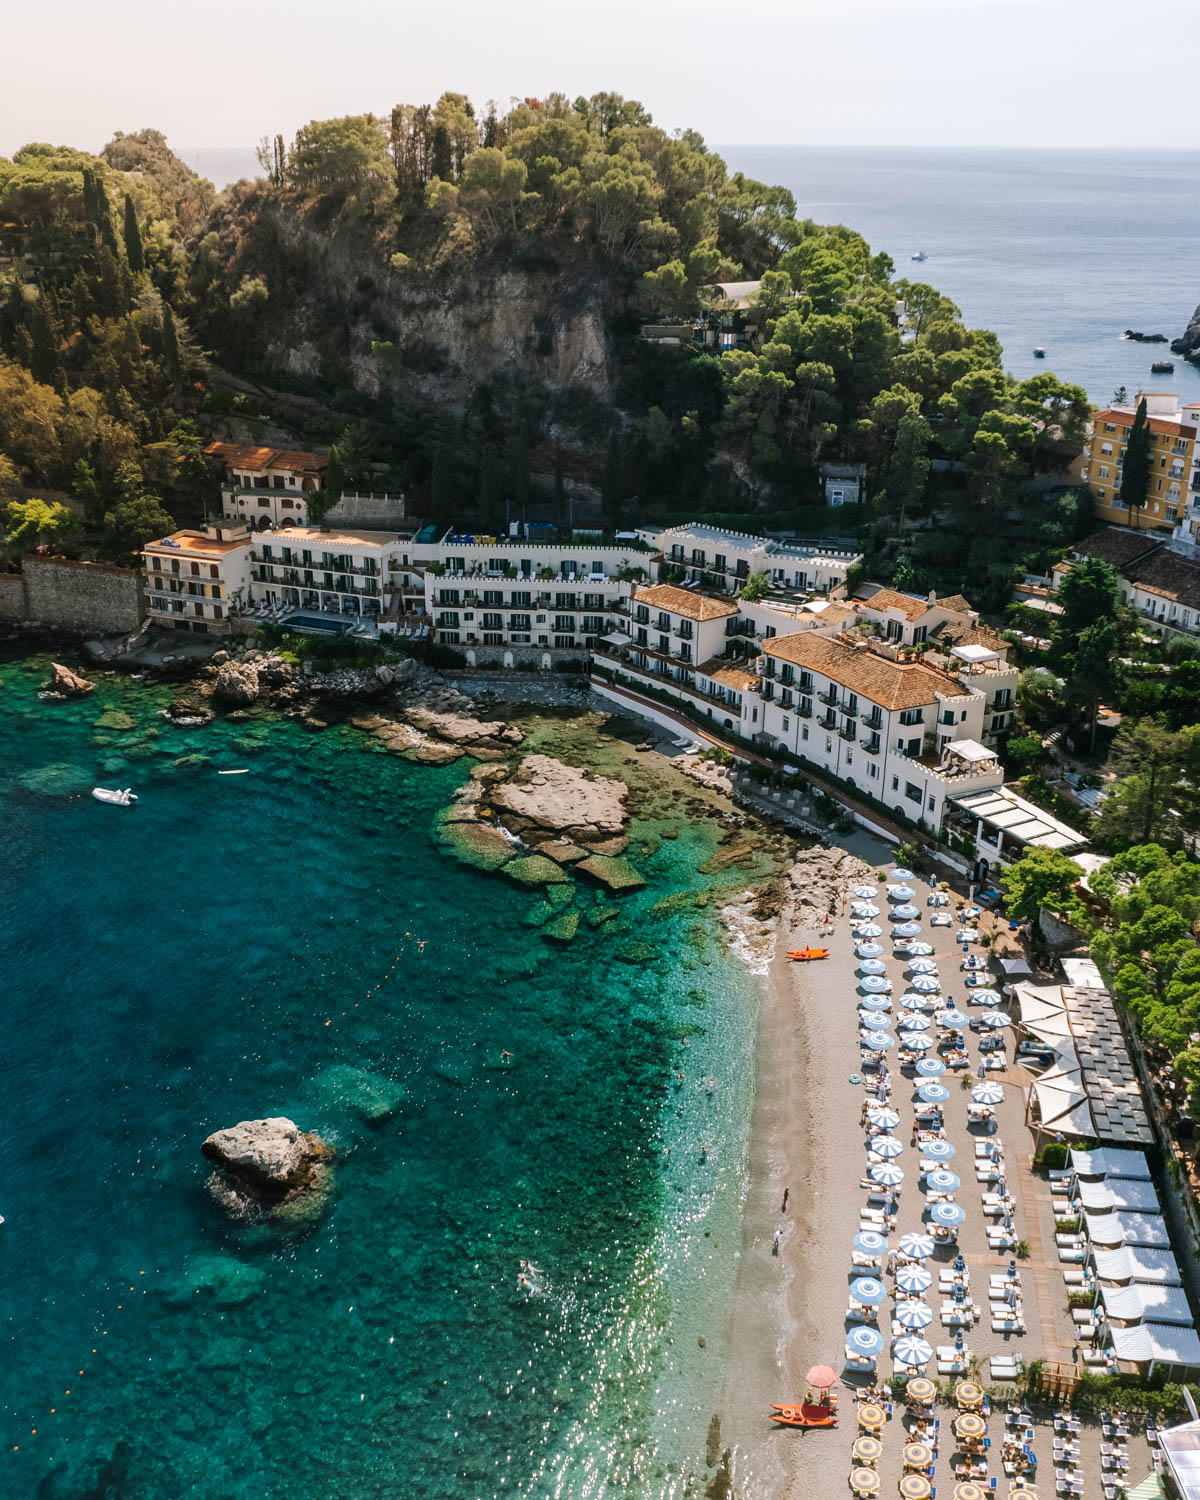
left=600, top=434, right=625, bottom=533
left=1119, top=396, right=1152, bottom=527
left=27, top=293, right=64, bottom=388
left=432, top=125, right=452, bottom=182
left=122, top=194, right=145, bottom=273
left=81, top=168, right=97, bottom=225
left=96, top=244, right=124, bottom=316
left=324, top=443, right=346, bottom=501
left=509, top=420, right=531, bottom=522
left=160, top=303, right=182, bottom=380
left=430, top=445, right=455, bottom=529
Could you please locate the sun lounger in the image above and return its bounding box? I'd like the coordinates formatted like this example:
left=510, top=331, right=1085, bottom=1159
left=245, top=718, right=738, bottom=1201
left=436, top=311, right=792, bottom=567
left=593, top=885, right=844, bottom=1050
left=1062, top=1270, right=1087, bottom=1287
left=1059, top=1248, right=1085, bottom=1263
left=1055, top=1233, right=1083, bottom=1247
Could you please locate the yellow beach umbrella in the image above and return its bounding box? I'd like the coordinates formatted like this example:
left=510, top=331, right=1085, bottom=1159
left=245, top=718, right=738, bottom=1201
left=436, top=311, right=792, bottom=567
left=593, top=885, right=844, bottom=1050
left=900, top=1477, right=932, bottom=1500
left=851, top=1468, right=882, bottom=1497
left=953, top=1483, right=987, bottom=1500
left=906, top=1376, right=936, bottom=1405
left=853, top=1436, right=884, bottom=1464
left=903, top=1441, right=933, bottom=1469
left=955, top=1380, right=984, bottom=1407
left=954, top=1412, right=986, bottom=1440
left=858, top=1402, right=887, bottom=1430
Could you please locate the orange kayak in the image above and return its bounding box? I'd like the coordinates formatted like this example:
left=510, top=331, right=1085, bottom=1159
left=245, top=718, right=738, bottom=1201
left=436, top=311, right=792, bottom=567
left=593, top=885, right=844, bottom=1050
left=787, top=948, right=829, bottom=961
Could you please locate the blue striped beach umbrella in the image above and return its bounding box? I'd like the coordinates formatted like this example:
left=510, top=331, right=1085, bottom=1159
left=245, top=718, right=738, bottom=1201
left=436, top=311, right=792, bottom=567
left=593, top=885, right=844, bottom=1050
left=870, top=1161, right=905, bottom=1187
left=927, top=1168, right=960, bottom=1192
left=846, top=1325, right=885, bottom=1356
left=972, top=1082, right=1004, bottom=1105
left=894, top=922, right=922, bottom=937
left=852, top=902, right=881, bottom=918
left=902, top=993, right=938, bottom=1011
left=895, top=1299, right=934, bottom=1329
left=980, top=1011, right=1010, bottom=1029
left=859, top=1010, right=893, bottom=1028
left=899, top=1012, right=932, bottom=1032
left=888, top=884, right=915, bottom=899
left=915, top=1057, right=946, bottom=1077
left=856, top=942, right=883, bottom=958
left=911, top=974, right=941, bottom=992
left=906, top=941, right=934, bottom=956
left=971, top=987, right=1003, bottom=1005
left=861, top=974, right=890, bottom=993
left=917, top=1082, right=950, bottom=1103
left=895, top=1263, right=932, bottom=1294
left=860, top=993, right=891, bottom=1011
left=892, top=867, right=915, bottom=880
left=923, top=1139, right=955, bottom=1161
left=850, top=1277, right=887, bottom=1305
left=902, top=1033, right=934, bottom=1052
left=853, top=885, right=878, bottom=899
left=860, top=958, right=887, bottom=975
left=867, top=1106, right=900, bottom=1128
left=898, top=1232, right=935, bottom=1260
left=930, top=1202, right=966, bottom=1227
left=862, top=1030, right=894, bottom=1051
left=854, top=1230, right=889, bottom=1255
left=870, top=1134, right=903, bottom=1159
left=909, top=958, right=939, bottom=975
left=893, top=1334, right=933, bottom=1366
left=937, top=1008, right=969, bottom=1028
left=891, top=904, right=921, bottom=920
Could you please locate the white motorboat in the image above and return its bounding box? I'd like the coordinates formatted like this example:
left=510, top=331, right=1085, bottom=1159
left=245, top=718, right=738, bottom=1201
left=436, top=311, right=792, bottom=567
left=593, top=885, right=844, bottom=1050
left=92, top=787, right=137, bottom=806
left=911, top=250, right=927, bottom=262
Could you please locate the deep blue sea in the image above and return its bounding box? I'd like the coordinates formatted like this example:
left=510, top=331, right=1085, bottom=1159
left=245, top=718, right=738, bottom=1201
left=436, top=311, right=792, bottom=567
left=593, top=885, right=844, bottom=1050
left=0, top=655, right=770, bottom=1498
left=184, top=143, right=1200, bottom=407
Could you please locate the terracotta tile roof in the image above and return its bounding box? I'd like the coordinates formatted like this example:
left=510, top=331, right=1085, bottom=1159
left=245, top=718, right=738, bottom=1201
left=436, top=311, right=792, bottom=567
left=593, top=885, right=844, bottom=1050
left=144, top=530, right=250, bottom=557
left=635, top=583, right=739, bottom=621
left=935, top=594, right=975, bottom=615
left=1123, top=550, right=1200, bottom=611
left=205, top=441, right=327, bottom=475
left=1070, top=528, right=1163, bottom=568
left=931, top=619, right=1008, bottom=653
left=764, top=632, right=968, bottom=711
left=698, top=658, right=759, bottom=692
left=1093, top=408, right=1197, bottom=441
left=858, top=587, right=933, bottom=622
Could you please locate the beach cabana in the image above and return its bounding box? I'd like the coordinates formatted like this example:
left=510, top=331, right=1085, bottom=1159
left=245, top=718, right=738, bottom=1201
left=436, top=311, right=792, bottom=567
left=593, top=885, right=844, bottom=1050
left=1071, top=1146, right=1152, bottom=1181
left=1077, top=1178, right=1161, bottom=1215
left=1084, top=1210, right=1171, bottom=1249
left=1091, top=1245, right=1182, bottom=1286
left=1099, top=1282, right=1193, bottom=1325
left=1107, top=1321, right=1200, bottom=1377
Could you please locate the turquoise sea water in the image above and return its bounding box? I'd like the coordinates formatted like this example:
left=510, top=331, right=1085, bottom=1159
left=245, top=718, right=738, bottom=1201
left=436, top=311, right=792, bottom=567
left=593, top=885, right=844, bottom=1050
left=0, top=655, right=766, bottom=1498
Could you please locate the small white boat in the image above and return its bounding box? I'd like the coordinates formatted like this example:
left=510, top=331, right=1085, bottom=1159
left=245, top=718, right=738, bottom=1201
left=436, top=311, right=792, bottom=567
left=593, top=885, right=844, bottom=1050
left=92, top=787, right=137, bottom=806
left=911, top=251, right=927, bottom=262
left=1033, top=346, right=1046, bottom=359
left=218, top=769, right=250, bottom=775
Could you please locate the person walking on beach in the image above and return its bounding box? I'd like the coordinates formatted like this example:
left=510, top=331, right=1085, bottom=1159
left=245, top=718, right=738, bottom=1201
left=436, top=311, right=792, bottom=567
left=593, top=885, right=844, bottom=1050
left=773, top=1229, right=782, bottom=1254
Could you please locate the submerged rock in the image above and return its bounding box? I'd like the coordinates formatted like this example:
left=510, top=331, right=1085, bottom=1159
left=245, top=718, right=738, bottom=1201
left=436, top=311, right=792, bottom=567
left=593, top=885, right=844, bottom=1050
left=201, top=1116, right=334, bottom=1224
left=313, top=1064, right=406, bottom=1124
left=94, top=709, right=136, bottom=731
left=161, top=1253, right=268, bottom=1309
left=502, top=854, right=569, bottom=886
left=436, top=818, right=516, bottom=872
left=575, top=855, right=646, bottom=893
left=16, top=761, right=92, bottom=798
left=543, top=910, right=579, bottom=942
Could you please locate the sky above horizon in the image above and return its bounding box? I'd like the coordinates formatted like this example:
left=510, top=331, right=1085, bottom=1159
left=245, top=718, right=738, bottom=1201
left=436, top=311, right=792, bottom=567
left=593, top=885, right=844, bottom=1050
left=2, top=0, right=1196, bottom=159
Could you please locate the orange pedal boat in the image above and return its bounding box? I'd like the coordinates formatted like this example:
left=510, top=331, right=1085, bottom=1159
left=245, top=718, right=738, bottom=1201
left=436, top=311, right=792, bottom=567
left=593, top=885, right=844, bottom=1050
left=787, top=947, right=829, bottom=962
left=770, top=1397, right=838, bottom=1428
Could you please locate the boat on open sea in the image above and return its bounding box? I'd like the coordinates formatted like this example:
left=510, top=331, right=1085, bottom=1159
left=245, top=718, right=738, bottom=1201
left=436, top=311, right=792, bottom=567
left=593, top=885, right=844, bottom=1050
left=92, top=787, right=137, bottom=805
left=1033, top=347, right=1046, bottom=359
left=911, top=250, right=927, bottom=262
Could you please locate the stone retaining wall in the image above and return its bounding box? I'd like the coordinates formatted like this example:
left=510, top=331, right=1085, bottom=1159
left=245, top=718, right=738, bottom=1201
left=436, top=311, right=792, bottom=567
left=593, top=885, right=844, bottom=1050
left=0, top=557, right=144, bottom=633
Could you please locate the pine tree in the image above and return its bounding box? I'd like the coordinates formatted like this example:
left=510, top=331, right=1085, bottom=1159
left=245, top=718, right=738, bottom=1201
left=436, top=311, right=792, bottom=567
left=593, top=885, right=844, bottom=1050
left=160, top=303, right=182, bottom=381
left=1119, top=396, right=1152, bottom=526
left=122, top=194, right=145, bottom=273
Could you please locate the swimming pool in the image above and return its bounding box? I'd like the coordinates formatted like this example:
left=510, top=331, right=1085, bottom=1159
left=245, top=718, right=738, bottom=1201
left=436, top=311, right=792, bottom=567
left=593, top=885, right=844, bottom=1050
left=285, top=614, right=349, bottom=635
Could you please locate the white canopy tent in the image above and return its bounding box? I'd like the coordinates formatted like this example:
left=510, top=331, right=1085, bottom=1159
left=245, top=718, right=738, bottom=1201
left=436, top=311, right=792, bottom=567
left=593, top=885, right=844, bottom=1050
left=1071, top=1147, right=1153, bottom=1181
left=1091, top=1245, right=1182, bottom=1286
left=1077, top=1178, right=1162, bottom=1215
left=1100, top=1283, right=1194, bottom=1326
left=1108, top=1321, right=1200, bottom=1374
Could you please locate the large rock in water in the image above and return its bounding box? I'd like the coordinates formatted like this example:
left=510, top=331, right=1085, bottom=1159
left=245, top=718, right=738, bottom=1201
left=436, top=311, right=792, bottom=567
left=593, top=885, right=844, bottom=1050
left=201, top=1117, right=333, bottom=1223
left=1172, top=302, right=1200, bottom=361
left=486, top=754, right=627, bottom=840
left=44, top=662, right=94, bottom=698
left=212, top=660, right=260, bottom=707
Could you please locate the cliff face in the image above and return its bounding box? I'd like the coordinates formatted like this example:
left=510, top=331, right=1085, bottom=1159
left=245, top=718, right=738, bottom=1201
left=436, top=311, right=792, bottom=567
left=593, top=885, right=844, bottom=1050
left=1171, top=303, right=1200, bottom=364
left=240, top=206, right=617, bottom=407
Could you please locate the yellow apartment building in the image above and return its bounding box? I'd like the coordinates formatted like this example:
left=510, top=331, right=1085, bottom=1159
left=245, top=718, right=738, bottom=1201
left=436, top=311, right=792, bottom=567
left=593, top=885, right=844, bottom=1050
left=1086, top=392, right=1199, bottom=533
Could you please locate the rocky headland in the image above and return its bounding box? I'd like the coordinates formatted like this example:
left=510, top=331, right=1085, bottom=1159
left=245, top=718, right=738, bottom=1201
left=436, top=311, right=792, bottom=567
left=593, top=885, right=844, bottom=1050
left=201, top=1116, right=334, bottom=1225
left=1171, top=303, right=1200, bottom=365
